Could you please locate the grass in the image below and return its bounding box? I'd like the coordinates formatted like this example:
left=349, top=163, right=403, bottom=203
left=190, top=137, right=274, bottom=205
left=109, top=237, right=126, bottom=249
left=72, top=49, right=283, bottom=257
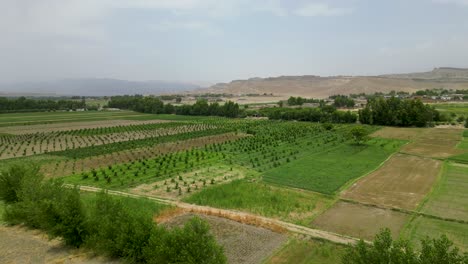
left=402, top=216, right=468, bottom=252
left=420, top=163, right=468, bottom=221
left=263, top=239, right=346, bottom=264
left=262, top=138, right=406, bottom=194
left=433, top=103, right=468, bottom=115
left=183, top=179, right=335, bottom=225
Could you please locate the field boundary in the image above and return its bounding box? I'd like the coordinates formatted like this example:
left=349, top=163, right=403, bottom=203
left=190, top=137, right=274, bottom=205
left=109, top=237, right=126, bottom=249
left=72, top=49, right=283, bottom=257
left=340, top=198, right=468, bottom=225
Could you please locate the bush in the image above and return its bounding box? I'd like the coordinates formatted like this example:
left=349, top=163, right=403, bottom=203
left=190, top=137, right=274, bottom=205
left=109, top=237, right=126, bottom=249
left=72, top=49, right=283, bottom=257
left=0, top=164, right=42, bottom=204
left=144, top=216, right=226, bottom=264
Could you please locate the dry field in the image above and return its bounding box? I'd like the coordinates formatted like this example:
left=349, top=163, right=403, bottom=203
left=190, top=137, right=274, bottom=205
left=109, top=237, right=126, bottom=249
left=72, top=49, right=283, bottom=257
left=341, top=154, right=441, bottom=210
left=0, top=119, right=172, bottom=135
left=163, top=213, right=287, bottom=264
left=311, top=201, right=409, bottom=240
left=370, top=127, right=426, bottom=140
left=131, top=165, right=245, bottom=200
left=0, top=225, right=117, bottom=264
left=400, top=128, right=464, bottom=158
left=41, top=133, right=247, bottom=177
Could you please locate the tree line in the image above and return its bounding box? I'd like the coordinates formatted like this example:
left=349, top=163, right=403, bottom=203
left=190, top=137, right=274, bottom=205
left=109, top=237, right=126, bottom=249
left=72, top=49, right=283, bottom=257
left=287, top=96, right=322, bottom=106
left=258, top=106, right=358, bottom=123
left=344, top=228, right=467, bottom=264
left=0, top=96, right=86, bottom=113
left=0, top=164, right=226, bottom=263
left=359, top=97, right=441, bottom=127
left=108, top=95, right=240, bottom=118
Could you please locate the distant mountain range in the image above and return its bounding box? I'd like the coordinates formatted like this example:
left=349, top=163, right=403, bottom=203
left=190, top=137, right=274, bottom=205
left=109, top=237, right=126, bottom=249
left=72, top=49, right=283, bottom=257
left=0, top=78, right=205, bottom=97
left=2, top=68, right=468, bottom=98
left=199, top=67, right=468, bottom=98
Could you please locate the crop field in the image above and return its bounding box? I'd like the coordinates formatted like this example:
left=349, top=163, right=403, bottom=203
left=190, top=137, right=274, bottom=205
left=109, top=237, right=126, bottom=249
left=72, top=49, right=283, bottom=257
left=264, top=239, right=346, bottom=264
left=341, top=154, right=441, bottom=210
left=1, top=111, right=468, bottom=261
left=400, top=128, right=465, bottom=158
left=312, top=201, right=409, bottom=240
left=263, top=138, right=405, bottom=194
left=183, top=180, right=335, bottom=225
left=433, top=103, right=468, bottom=115
left=420, top=163, right=468, bottom=221
left=402, top=216, right=468, bottom=251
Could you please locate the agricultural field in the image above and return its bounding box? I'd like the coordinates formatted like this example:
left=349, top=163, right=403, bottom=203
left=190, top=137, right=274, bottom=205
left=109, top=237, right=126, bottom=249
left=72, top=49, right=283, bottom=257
left=433, top=103, right=468, bottom=116
left=341, top=154, right=441, bottom=210
left=402, top=216, right=468, bottom=251
left=264, top=238, right=346, bottom=264
left=312, top=201, right=409, bottom=240
left=419, top=163, right=468, bottom=221
left=1, top=110, right=468, bottom=262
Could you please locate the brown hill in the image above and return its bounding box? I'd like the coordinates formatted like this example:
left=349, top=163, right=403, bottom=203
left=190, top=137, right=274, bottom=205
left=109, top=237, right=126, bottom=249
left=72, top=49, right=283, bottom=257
left=199, top=68, right=468, bottom=98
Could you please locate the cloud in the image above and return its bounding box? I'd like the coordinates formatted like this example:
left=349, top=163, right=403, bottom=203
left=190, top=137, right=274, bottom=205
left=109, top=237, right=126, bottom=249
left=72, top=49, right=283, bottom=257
left=433, top=0, right=468, bottom=5
left=293, top=3, right=353, bottom=17
left=151, top=20, right=221, bottom=35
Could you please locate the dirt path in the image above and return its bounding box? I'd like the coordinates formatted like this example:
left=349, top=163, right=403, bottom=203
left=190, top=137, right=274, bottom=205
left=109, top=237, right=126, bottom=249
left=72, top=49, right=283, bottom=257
left=73, top=185, right=363, bottom=246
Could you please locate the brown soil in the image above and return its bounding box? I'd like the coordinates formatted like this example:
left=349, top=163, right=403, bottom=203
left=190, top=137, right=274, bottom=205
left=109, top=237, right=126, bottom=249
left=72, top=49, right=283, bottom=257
left=0, top=225, right=118, bottom=264
left=312, top=201, right=409, bottom=240
left=371, top=127, right=426, bottom=140
left=163, top=213, right=288, bottom=264
left=341, top=154, right=441, bottom=210
left=400, top=128, right=464, bottom=158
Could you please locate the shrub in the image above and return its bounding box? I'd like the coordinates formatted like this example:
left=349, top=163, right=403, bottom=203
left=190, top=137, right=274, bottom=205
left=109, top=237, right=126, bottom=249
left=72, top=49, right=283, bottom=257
left=144, top=217, right=226, bottom=264
left=0, top=163, right=42, bottom=204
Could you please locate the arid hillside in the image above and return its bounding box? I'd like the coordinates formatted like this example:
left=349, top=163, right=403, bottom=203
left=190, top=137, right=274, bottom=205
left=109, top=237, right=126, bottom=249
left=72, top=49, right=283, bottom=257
left=199, top=68, right=468, bottom=98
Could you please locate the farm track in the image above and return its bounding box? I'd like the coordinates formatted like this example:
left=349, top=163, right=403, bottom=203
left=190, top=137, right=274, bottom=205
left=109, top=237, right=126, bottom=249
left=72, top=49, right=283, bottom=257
left=71, top=185, right=364, bottom=246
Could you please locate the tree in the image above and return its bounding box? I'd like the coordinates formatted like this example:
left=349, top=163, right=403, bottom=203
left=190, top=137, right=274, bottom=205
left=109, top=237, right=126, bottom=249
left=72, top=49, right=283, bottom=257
left=0, top=163, right=42, bottom=204
left=343, top=229, right=468, bottom=264
left=144, top=217, right=226, bottom=264
left=465, top=118, right=468, bottom=128
left=350, top=126, right=369, bottom=145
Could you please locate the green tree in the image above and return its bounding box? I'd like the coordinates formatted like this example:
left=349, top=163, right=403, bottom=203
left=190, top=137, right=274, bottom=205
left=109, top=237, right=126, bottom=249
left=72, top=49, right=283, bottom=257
left=144, top=217, right=226, bottom=264
left=343, top=229, right=468, bottom=264
left=350, top=126, right=369, bottom=145
left=0, top=163, right=42, bottom=204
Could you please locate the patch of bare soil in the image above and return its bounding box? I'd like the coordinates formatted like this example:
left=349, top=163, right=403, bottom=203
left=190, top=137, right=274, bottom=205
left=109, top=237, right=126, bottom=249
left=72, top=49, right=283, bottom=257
left=163, top=213, right=287, bottom=264
left=0, top=225, right=118, bottom=264
left=312, top=201, right=409, bottom=240
left=371, top=127, right=426, bottom=140
left=400, top=128, right=464, bottom=158
left=341, top=154, right=441, bottom=210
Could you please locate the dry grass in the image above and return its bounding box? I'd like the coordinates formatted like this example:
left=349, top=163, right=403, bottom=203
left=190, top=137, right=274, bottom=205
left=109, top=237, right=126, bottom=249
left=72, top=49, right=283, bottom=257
left=341, top=154, right=441, bottom=210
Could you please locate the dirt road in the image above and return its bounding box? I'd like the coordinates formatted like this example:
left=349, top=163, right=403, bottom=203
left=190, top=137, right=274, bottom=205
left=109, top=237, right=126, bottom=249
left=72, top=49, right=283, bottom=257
left=73, top=185, right=363, bottom=246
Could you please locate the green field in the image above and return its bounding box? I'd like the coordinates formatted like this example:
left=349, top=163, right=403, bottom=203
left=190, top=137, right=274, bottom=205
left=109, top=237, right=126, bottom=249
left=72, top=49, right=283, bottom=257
left=263, top=239, right=346, bottom=264
left=262, top=138, right=406, bottom=194
left=402, top=216, right=468, bottom=252
left=433, top=103, right=468, bottom=115
left=184, top=180, right=335, bottom=225
left=420, top=163, right=468, bottom=221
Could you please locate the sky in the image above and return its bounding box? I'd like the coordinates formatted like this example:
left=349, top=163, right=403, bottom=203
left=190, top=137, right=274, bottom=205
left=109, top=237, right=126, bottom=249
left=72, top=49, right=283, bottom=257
left=1, top=0, right=468, bottom=84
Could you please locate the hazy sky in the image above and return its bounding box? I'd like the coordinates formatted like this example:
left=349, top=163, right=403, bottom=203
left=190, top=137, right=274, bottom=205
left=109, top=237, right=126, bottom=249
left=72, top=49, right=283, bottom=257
left=1, top=0, right=468, bottom=83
